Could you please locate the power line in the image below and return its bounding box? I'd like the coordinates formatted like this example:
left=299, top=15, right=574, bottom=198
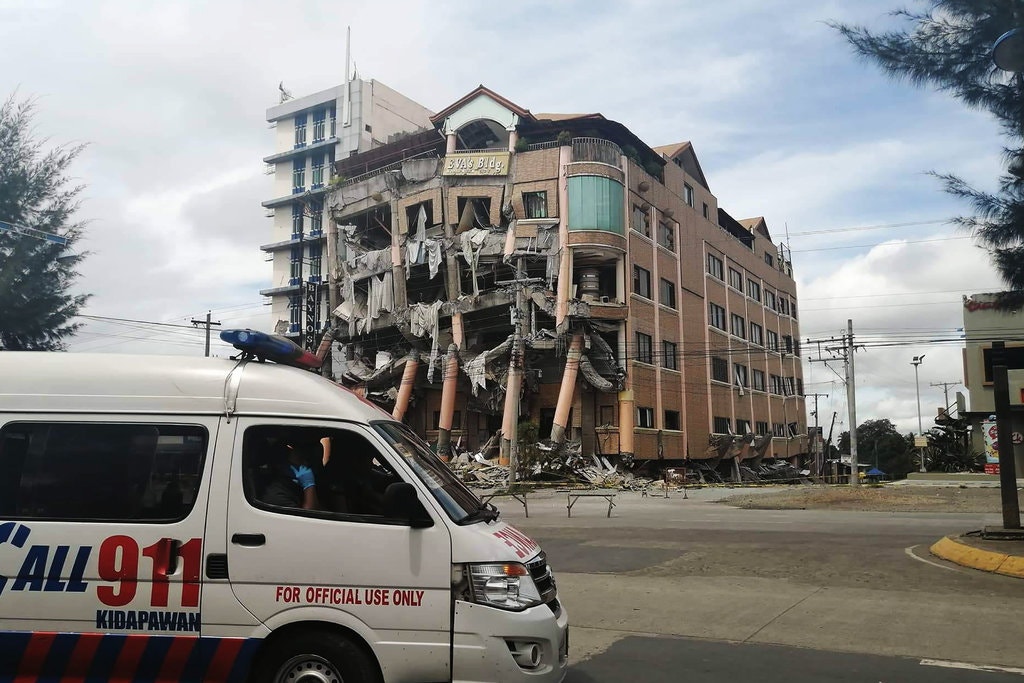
left=790, top=235, right=971, bottom=253
left=788, top=218, right=950, bottom=237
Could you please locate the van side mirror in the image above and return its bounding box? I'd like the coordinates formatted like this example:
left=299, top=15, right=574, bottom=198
left=384, top=482, right=433, bottom=528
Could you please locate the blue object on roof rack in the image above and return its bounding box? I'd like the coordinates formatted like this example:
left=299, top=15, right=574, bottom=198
left=220, top=329, right=322, bottom=370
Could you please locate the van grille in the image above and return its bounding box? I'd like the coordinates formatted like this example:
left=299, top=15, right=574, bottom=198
left=527, top=551, right=557, bottom=605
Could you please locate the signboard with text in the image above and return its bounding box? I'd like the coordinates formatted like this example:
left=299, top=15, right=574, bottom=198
left=304, top=281, right=321, bottom=352
left=983, top=420, right=1000, bottom=475
left=441, top=152, right=510, bottom=176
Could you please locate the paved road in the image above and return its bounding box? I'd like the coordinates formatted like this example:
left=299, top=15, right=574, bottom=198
left=498, top=488, right=1024, bottom=681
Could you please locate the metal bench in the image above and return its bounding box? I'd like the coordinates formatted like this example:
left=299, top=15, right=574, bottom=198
left=478, top=490, right=529, bottom=517
left=566, top=491, right=616, bottom=518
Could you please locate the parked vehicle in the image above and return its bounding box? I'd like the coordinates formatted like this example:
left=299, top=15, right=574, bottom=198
left=0, top=338, right=567, bottom=682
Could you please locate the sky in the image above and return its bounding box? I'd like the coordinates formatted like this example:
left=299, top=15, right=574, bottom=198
left=0, top=0, right=1011, bottom=438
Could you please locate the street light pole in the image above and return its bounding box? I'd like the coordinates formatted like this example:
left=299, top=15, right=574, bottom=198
left=912, top=355, right=925, bottom=472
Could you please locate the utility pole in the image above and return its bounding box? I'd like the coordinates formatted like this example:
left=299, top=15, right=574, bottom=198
left=847, top=320, right=859, bottom=486
left=807, top=321, right=859, bottom=485
left=190, top=311, right=221, bottom=357
left=806, top=392, right=829, bottom=479
left=991, top=341, right=1021, bottom=530
left=930, top=381, right=959, bottom=417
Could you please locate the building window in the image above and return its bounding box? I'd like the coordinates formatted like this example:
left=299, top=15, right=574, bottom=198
left=659, top=278, right=676, bottom=309
left=765, top=252, right=774, bottom=267
left=770, top=374, right=783, bottom=395
left=730, top=313, right=745, bottom=339
left=664, top=410, right=681, bottom=431
left=311, top=154, right=325, bottom=188
left=707, top=253, right=724, bottom=280
left=711, top=357, right=729, bottom=382
left=709, top=302, right=726, bottom=330
left=292, top=158, right=305, bottom=192
left=773, top=423, right=786, bottom=437
left=568, top=176, right=625, bottom=234
left=309, top=200, right=323, bottom=235
left=736, top=419, right=751, bottom=435
left=797, top=378, right=804, bottom=396
left=290, top=246, right=302, bottom=281
left=734, top=363, right=748, bottom=387
left=791, top=301, right=798, bottom=320
left=752, top=369, right=766, bottom=391
left=663, top=340, right=678, bottom=371
left=633, top=265, right=652, bottom=299
left=294, top=113, right=307, bottom=148
left=291, top=204, right=304, bottom=238
left=756, top=421, right=769, bottom=436
left=702, top=202, right=709, bottom=220
left=713, top=416, right=731, bottom=434
left=523, top=191, right=548, bottom=219
left=632, top=204, right=650, bottom=237
left=784, top=377, right=796, bottom=396
left=782, top=335, right=794, bottom=355
left=766, top=330, right=779, bottom=351
left=637, top=407, right=655, bottom=429
left=309, top=243, right=322, bottom=280
left=0, top=422, right=207, bottom=522
left=312, top=109, right=326, bottom=143
left=635, top=332, right=653, bottom=364
left=747, top=279, right=761, bottom=302
left=728, top=267, right=743, bottom=291
left=764, top=290, right=776, bottom=311
left=684, top=183, right=694, bottom=207
left=288, top=294, right=301, bottom=331
left=657, top=220, right=675, bottom=250
left=750, top=323, right=763, bottom=346
left=329, top=106, right=337, bottom=138
left=599, top=405, right=616, bottom=426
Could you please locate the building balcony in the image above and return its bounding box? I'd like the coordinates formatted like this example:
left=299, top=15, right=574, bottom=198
left=259, top=282, right=303, bottom=297
left=262, top=185, right=329, bottom=209
left=263, top=137, right=339, bottom=165
left=572, top=137, right=622, bottom=168
left=259, top=233, right=327, bottom=253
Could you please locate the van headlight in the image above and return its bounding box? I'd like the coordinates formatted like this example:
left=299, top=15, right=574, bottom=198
left=468, top=563, right=543, bottom=611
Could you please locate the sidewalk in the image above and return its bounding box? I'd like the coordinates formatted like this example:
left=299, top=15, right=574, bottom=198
left=930, top=534, right=1024, bottom=578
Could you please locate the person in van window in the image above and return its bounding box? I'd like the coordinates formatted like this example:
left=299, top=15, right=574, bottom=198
left=262, top=440, right=321, bottom=511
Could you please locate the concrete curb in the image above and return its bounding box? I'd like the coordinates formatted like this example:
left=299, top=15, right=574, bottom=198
left=929, top=536, right=1024, bottom=578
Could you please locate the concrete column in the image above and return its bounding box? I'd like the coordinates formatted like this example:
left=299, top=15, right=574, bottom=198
left=499, top=358, right=522, bottom=467
left=508, top=129, right=519, bottom=153
left=618, top=389, right=635, bottom=458
left=551, top=334, right=584, bottom=445
left=392, top=353, right=419, bottom=421
left=452, top=312, right=465, bottom=349
left=446, top=133, right=457, bottom=155
left=436, top=344, right=460, bottom=461
left=555, top=144, right=573, bottom=327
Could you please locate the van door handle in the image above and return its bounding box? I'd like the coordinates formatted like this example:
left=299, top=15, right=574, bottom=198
left=231, top=533, right=266, bottom=547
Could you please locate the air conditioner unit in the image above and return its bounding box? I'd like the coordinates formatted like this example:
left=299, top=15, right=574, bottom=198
left=600, top=296, right=611, bottom=303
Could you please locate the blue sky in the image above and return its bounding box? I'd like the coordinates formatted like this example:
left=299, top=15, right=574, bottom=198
left=0, top=0, right=1010, bottom=435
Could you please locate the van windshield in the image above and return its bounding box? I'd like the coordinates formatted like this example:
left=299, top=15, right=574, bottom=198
left=373, top=421, right=483, bottom=522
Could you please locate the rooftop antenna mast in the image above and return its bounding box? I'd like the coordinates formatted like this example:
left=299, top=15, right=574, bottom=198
left=342, top=26, right=352, bottom=127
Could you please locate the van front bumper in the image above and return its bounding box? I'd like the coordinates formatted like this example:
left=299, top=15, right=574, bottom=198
left=453, top=599, right=568, bottom=683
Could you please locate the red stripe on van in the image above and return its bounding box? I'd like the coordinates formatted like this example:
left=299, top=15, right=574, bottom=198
left=155, top=636, right=195, bottom=681
left=14, top=631, right=57, bottom=682
left=108, top=634, right=149, bottom=680
left=63, top=632, right=103, bottom=683
left=206, top=638, right=244, bottom=682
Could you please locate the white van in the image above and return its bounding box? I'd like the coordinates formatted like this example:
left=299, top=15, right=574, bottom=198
left=0, top=350, right=567, bottom=682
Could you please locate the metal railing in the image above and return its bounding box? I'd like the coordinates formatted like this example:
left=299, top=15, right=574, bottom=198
left=339, top=151, right=440, bottom=187
left=572, top=137, right=622, bottom=167
left=525, top=140, right=560, bottom=151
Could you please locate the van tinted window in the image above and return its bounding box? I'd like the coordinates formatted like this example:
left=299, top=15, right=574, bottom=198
left=0, top=422, right=207, bottom=522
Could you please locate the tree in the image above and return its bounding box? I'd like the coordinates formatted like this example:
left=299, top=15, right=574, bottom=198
left=839, top=419, right=915, bottom=477
left=833, top=2, right=1024, bottom=294
left=0, top=95, right=89, bottom=350
left=926, top=412, right=984, bottom=471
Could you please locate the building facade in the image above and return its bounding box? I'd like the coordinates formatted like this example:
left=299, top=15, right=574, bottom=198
left=260, top=79, right=434, bottom=335
left=962, top=292, right=1024, bottom=472
left=287, top=85, right=807, bottom=477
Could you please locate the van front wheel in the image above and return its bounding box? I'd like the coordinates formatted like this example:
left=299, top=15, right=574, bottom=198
left=254, top=631, right=381, bottom=683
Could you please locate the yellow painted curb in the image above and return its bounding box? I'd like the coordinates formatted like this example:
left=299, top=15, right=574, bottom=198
left=995, top=555, right=1024, bottom=578
left=930, top=536, right=1008, bottom=573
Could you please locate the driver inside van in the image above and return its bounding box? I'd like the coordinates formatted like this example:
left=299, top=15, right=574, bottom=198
left=262, top=439, right=321, bottom=511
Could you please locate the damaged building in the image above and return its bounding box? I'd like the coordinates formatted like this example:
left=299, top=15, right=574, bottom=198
left=264, top=84, right=808, bottom=480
